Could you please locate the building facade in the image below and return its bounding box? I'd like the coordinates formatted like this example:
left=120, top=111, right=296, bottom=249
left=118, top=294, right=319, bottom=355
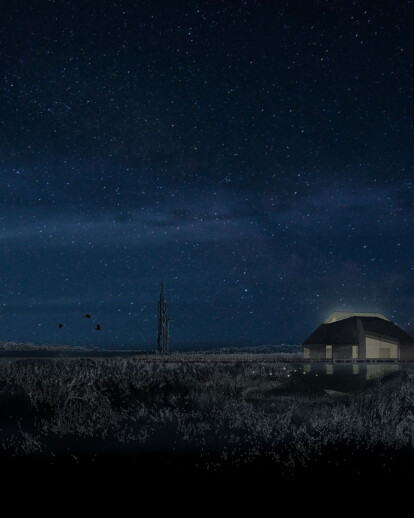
left=303, top=312, right=414, bottom=360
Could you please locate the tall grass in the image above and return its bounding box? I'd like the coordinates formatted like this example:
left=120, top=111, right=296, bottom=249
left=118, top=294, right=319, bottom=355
left=0, top=358, right=413, bottom=473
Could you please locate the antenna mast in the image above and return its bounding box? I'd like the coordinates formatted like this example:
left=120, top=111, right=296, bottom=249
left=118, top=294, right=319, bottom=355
left=157, top=281, right=169, bottom=354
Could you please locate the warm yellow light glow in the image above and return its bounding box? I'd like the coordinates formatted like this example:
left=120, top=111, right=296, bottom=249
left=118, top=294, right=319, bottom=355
left=324, top=311, right=389, bottom=324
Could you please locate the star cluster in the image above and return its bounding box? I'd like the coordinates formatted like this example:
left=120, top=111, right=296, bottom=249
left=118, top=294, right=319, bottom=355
left=0, top=1, right=412, bottom=348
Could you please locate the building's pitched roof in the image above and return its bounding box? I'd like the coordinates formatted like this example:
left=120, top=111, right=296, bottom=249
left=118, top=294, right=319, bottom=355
left=303, top=316, right=414, bottom=346
left=304, top=317, right=359, bottom=345
left=362, top=317, right=414, bottom=344
left=324, top=311, right=388, bottom=323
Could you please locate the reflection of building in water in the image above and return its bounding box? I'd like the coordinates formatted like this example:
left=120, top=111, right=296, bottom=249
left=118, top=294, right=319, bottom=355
left=303, top=362, right=399, bottom=379
left=303, top=312, right=414, bottom=360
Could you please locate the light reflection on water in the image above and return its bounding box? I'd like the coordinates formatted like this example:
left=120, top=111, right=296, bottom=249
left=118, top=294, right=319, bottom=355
left=288, top=362, right=414, bottom=393
left=301, top=362, right=412, bottom=379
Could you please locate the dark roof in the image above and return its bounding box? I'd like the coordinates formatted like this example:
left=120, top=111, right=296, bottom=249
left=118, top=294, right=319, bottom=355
left=362, top=317, right=414, bottom=344
left=303, top=316, right=414, bottom=346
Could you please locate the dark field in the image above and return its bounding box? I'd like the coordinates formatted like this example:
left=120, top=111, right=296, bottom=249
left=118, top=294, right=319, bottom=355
left=1, top=356, right=414, bottom=493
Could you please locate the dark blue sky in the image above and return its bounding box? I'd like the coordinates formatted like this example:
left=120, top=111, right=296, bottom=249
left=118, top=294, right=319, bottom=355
left=0, top=1, right=412, bottom=349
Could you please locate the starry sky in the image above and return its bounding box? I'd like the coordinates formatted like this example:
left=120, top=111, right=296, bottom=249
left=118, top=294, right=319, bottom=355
left=0, top=1, right=412, bottom=349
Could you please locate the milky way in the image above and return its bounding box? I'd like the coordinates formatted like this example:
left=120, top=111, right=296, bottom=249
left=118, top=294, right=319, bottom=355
left=0, top=1, right=412, bottom=348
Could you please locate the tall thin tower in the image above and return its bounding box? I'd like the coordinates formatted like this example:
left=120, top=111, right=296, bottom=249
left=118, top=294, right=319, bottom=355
left=157, top=281, right=169, bottom=354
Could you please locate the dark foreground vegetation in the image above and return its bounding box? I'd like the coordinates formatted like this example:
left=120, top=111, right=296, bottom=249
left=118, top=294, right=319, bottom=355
left=0, top=357, right=414, bottom=492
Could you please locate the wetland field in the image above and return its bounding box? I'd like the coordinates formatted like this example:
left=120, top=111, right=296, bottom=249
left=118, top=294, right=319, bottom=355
left=1, top=355, right=414, bottom=492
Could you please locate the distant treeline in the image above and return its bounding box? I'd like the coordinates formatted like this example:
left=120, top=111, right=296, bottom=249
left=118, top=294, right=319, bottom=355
left=0, top=341, right=301, bottom=356
left=193, top=344, right=303, bottom=354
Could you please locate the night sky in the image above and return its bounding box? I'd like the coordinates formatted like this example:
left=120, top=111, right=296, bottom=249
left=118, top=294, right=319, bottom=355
left=0, top=1, right=412, bottom=349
